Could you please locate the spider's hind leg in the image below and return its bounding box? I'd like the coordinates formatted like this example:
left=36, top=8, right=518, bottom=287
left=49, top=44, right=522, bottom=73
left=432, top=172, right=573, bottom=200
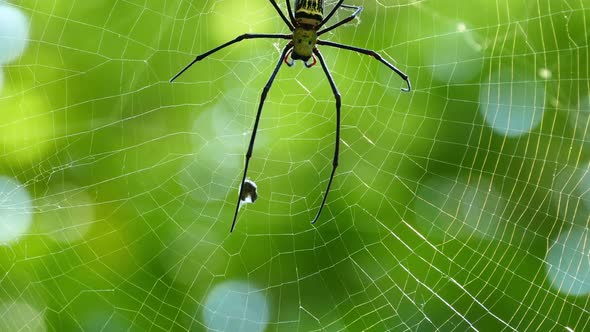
left=310, top=48, right=341, bottom=225
left=230, top=43, right=293, bottom=232
left=317, top=40, right=411, bottom=92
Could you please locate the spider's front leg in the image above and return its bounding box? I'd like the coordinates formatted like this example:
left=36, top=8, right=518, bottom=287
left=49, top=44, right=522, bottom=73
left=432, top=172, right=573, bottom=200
left=268, top=0, right=294, bottom=30
left=319, top=4, right=363, bottom=35
left=170, top=33, right=291, bottom=82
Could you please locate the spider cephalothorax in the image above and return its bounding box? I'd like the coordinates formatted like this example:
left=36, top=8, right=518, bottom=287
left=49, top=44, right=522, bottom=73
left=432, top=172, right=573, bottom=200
left=290, top=27, right=317, bottom=63
left=170, top=0, right=411, bottom=232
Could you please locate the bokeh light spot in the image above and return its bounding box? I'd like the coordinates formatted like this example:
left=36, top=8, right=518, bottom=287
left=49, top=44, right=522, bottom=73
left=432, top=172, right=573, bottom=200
left=421, top=21, right=484, bottom=84
left=179, top=88, right=263, bottom=203
left=457, top=22, right=467, bottom=32
left=414, top=175, right=505, bottom=242
left=180, top=104, right=243, bottom=203
left=0, top=4, right=29, bottom=64
left=35, top=183, right=95, bottom=244
left=545, top=226, right=590, bottom=296
left=212, top=0, right=275, bottom=46
left=538, top=68, right=552, bottom=80
left=0, top=176, right=33, bottom=245
left=0, top=301, right=46, bottom=332
left=203, top=280, right=269, bottom=332
left=479, top=69, right=545, bottom=137
left=0, top=90, right=56, bottom=164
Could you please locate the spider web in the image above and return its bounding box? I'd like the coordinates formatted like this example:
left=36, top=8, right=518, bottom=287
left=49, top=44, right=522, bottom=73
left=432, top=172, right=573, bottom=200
left=0, top=0, right=589, bottom=330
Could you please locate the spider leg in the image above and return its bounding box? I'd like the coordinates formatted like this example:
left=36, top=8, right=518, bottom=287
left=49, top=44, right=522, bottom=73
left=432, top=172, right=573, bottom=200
left=170, top=33, right=291, bottom=82
left=318, top=5, right=363, bottom=36
left=317, top=40, right=411, bottom=92
left=310, top=48, right=341, bottom=225
left=319, top=0, right=345, bottom=28
left=231, top=43, right=294, bottom=232
left=269, top=0, right=294, bottom=30
left=285, top=0, right=295, bottom=26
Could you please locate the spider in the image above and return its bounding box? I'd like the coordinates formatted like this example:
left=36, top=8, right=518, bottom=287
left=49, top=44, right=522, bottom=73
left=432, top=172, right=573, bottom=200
left=170, top=0, right=411, bottom=232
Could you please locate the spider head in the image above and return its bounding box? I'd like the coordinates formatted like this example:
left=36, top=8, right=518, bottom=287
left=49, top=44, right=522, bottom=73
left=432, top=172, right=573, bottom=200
left=292, top=27, right=317, bottom=62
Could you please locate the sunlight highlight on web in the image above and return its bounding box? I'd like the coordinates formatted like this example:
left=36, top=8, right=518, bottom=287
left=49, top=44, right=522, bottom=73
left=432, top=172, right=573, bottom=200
left=0, top=301, right=46, bottom=331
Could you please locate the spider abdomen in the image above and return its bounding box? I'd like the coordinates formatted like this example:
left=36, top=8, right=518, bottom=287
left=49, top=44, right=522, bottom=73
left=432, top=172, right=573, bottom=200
left=294, top=0, right=324, bottom=26
left=291, top=0, right=323, bottom=61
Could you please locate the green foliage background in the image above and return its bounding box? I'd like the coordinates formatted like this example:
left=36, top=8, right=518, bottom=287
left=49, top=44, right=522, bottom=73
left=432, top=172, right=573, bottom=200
left=1, top=0, right=589, bottom=330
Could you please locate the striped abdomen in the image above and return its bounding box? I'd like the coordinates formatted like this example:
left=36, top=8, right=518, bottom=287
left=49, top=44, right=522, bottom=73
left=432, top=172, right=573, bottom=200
left=295, top=0, right=324, bottom=26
